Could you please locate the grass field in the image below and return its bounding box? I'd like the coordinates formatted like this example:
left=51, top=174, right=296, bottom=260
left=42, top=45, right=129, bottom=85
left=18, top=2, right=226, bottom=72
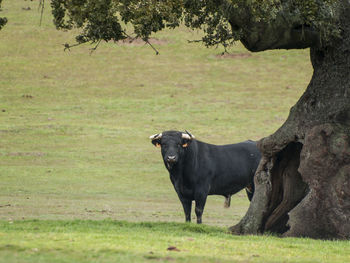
left=1, top=220, right=350, bottom=263
left=0, top=1, right=349, bottom=262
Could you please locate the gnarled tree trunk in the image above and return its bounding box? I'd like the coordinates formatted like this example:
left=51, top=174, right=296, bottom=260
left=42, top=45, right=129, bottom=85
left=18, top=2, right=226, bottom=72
left=229, top=1, right=350, bottom=239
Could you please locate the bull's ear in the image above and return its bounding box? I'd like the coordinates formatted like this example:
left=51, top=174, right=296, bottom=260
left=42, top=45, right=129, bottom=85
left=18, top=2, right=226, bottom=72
left=151, top=139, right=161, bottom=148
left=182, top=138, right=192, bottom=148
left=182, top=131, right=194, bottom=148
left=150, top=133, right=162, bottom=148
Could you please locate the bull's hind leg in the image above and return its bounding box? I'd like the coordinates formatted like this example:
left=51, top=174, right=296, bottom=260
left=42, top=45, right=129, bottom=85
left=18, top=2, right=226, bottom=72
left=224, top=195, right=231, bottom=208
left=194, top=192, right=208, bottom=224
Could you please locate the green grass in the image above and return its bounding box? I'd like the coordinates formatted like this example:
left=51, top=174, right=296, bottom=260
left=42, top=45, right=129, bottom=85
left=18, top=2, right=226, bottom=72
left=0, top=220, right=349, bottom=263
left=1, top=1, right=348, bottom=262
left=0, top=0, right=311, bottom=225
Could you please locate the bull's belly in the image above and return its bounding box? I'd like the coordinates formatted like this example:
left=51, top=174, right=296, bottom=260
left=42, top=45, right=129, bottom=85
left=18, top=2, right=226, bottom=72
left=208, top=184, right=245, bottom=196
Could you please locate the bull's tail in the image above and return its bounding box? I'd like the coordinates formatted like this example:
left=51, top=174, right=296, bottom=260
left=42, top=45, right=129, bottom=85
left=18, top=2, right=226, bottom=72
left=245, top=184, right=254, bottom=201
left=224, top=195, right=231, bottom=208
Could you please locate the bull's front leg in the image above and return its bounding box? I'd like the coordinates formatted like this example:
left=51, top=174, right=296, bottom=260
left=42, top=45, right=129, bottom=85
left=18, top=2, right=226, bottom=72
left=194, top=192, right=208, bottom=224
left=179, top=197, right=192, bottom=222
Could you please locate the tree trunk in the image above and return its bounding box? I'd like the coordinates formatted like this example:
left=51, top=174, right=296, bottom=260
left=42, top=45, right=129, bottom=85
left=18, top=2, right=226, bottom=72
left=230, top=4, right=350, bottom=239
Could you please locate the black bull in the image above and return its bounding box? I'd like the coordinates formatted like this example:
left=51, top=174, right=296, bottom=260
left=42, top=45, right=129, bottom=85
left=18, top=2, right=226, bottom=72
left=150, top=130, right=261, bottom=224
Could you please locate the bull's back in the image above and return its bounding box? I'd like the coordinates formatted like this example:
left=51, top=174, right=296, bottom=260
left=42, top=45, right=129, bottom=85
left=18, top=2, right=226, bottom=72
left=196, top=140, right=261, bottom=195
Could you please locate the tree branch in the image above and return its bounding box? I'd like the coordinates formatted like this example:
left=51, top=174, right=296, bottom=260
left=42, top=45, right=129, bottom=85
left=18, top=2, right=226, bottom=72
left=143, top=38, right=159, bottom=55
left=122, top=31, right=160, bottom=55
left=89, top=40, right=102, bottom=55
left=39, top=0, right=45, bottom=26
left=62, top=42, right=87, bottom=52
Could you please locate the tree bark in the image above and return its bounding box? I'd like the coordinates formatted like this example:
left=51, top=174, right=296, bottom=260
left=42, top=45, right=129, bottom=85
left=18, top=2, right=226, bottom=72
left=230, top=2, right=350, bottom=239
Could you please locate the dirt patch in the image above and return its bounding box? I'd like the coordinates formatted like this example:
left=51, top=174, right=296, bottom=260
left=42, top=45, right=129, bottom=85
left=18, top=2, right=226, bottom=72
left=84, top=208, right=113, bottom=214
left=118, top=37, right=169, bottom=46
left=215, top=53, right=252, bottom=59
left=167, top=246, right=180, bottom=252
left=22, top=94, right=34, bottom=99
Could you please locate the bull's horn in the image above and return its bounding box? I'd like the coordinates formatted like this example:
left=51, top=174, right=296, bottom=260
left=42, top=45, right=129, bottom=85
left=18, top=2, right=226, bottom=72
left=185, top=130, right=195, bottom=138
left=149, top=133, right=162, bottom=140
left=182, top=131, right=195, bottom=140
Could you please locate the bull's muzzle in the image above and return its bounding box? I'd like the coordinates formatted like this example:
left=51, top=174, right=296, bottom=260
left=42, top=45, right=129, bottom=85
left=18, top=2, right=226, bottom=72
left=166, top=155, right=177, bottom=163
left=165, top=155, right=177, bottom=169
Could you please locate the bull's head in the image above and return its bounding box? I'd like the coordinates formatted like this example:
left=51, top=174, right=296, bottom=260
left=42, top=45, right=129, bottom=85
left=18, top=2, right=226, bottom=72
left=150, top=130, right=195, bottom=170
